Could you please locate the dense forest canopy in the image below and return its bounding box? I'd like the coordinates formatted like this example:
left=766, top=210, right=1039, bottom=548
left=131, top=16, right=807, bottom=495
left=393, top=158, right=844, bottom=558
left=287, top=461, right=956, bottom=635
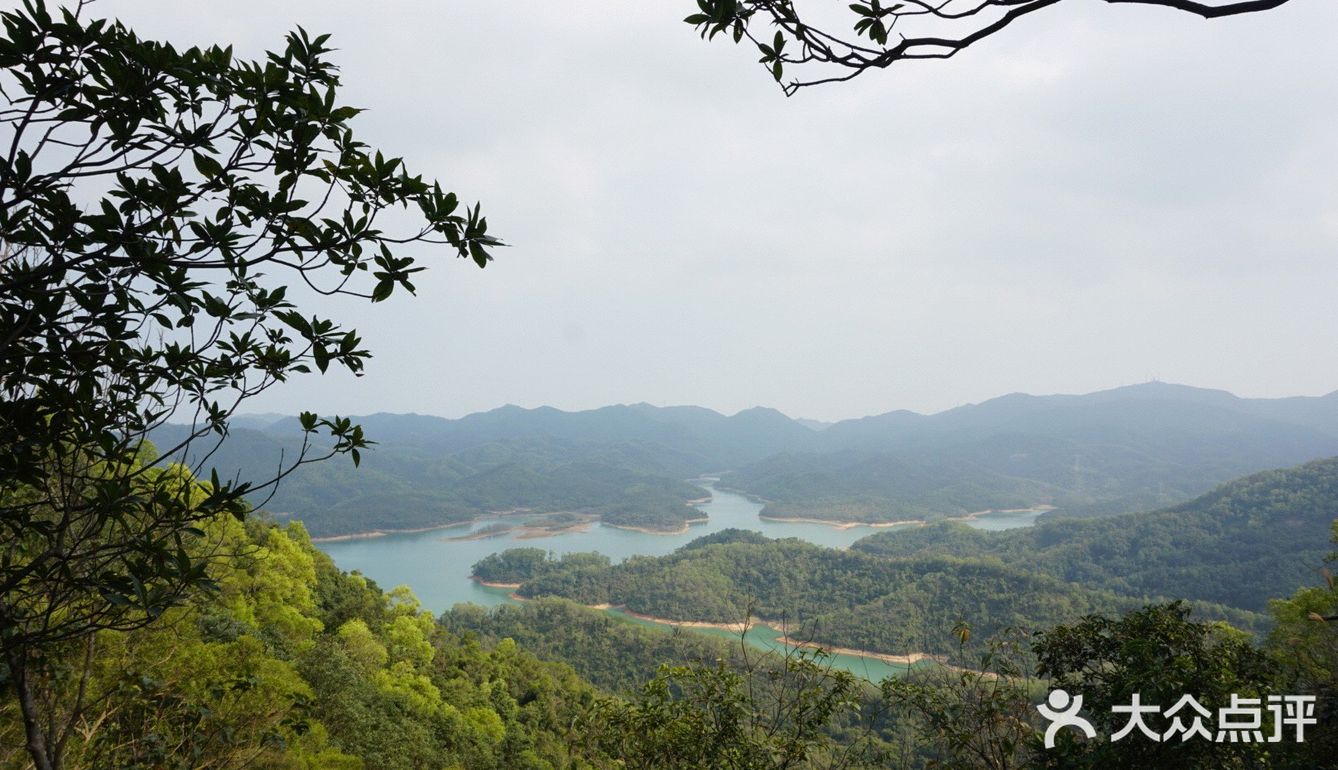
left=0, top=501, right=616, bottom=769
left=473, top=534, right=1262, bottom=657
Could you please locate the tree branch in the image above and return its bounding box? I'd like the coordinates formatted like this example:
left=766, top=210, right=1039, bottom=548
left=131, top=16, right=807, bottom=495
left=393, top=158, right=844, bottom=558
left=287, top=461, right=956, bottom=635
left=1104, top=0, right=1293, bottom=19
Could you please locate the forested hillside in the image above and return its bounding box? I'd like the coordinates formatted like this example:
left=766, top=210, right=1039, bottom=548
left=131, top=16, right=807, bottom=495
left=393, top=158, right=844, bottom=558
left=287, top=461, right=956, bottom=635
left=472, top=532, right=1265, bottom=657
left=442, top=597, right=747, bottom=695
left=0, top=513, right=614, bottom=769
left=853, top=457, right=1338, bottom=612
left=154, top=424, right=707, bottom=537
left=177, top=383, right=1338, bottom=537
left=726, top=384, right=1338, bottom=523
left=8, top=2, right=1335, bottom=768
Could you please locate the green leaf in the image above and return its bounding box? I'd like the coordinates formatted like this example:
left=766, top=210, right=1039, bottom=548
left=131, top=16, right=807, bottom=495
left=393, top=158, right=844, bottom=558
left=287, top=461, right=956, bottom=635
left=192, top=151, right=224, bottom=179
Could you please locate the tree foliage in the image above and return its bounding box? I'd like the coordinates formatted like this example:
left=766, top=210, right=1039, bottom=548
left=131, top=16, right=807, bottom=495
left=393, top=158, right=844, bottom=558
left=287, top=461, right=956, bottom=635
left=0, top=2, right=500, bottom=768
left=1266, top=520, right=1338, bottom=768
left=579, top=647, right=885, bottom=770
left=1034, top=602, right=1280, bottom=768
left=0, top=513, right=608, bottom=770
left=880, top=628, right=1041, bottom=770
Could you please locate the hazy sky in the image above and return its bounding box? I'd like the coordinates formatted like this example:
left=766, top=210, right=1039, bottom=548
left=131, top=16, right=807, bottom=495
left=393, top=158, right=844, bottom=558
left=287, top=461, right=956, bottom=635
left=101, top=1, right=1337, bottom=422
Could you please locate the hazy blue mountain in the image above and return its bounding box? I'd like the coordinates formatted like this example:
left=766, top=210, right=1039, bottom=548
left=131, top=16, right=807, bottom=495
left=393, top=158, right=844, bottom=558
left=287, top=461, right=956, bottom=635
left=817, top=381, right=1338, bottom=452
left=727, top=382, right=1338, bottom=522
left=158, top=382, right=1338, bottom=535
left=815, top=409, right=928, bottom=449
left=254, top=402, right=817, bottom=471
left=795, top=418, right=833, bottom=432
left=224, top=412, right=291, bottom=432
left=150, top=423, right=709, bottom=537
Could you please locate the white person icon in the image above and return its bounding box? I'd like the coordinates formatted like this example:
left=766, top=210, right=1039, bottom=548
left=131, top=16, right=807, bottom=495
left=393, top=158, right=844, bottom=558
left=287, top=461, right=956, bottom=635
left=1037, top=689, right=1097, bottom=749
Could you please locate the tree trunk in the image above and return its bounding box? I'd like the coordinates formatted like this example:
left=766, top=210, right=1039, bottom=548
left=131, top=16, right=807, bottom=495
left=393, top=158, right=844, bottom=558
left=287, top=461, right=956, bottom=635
left=4, top=644, right=56, bottom=770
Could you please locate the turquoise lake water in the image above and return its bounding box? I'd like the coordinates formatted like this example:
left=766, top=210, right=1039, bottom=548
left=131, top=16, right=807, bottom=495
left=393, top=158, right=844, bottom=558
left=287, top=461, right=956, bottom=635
left=317, top=483, right=1041, bottom=678
left=317, top=482, right=1041, bottom=611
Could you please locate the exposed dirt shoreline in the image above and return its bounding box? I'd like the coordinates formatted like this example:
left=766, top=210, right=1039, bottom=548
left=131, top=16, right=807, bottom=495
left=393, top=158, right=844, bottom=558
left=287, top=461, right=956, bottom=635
left=313, top=502, right=714, bottom=543
left=448, top=517, right=598, bottom=541
left=471, top=577, right=524, bottom=590
left=504, top=594, right=939, bottom=667
left=607, top=607, right=937, bottom=666
left=773, top=635, right=943, bottom=667
left=601, top=516, right=710, bottom=536
left=756, top=515, right=919, bottom=530
left=310, top=522, right=469, bottom=543
left=759, top=504, right=1055, bottom=531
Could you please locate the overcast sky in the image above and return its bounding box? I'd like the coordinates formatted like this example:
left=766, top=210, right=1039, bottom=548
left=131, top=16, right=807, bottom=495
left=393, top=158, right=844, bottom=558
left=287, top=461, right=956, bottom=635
left=101, top=1, right=1337, bottom=422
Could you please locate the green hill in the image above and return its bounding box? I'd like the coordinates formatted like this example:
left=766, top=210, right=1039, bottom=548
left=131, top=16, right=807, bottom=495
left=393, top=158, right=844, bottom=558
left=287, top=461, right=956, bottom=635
left=153, top=425, right=706, bottom=537
left=158, top=383, right=1338, bottom=535
left=852, top=457, right=1338, bottom=612
left=473, top=533, right=1263, bottom=658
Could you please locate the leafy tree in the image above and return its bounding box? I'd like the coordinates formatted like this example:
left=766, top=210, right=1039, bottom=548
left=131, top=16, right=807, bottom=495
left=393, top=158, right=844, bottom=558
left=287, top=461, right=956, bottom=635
left=1266, top=521, right=1338, bottom=769
left=1033, top=602, right=1278, bottom=769
left=0, top=2, right=500, bottom=768
left=881, top=626, right=1042, bottom=770
left=0, top=514, right=614, bottom=770
left=683, top=0, right=1295, bottom=94
left=580, top=645, right=884, bottom=770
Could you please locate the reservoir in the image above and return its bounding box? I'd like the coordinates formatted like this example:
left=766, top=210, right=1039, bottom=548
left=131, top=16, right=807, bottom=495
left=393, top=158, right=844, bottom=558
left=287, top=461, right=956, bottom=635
left=317, top=482, right=1041, bottom=611
left=318, top=483, right=1042, bottom=677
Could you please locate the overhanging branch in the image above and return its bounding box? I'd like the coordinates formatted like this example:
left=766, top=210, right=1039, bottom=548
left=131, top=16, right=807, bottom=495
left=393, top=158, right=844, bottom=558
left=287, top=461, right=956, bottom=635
left=685, top=0, right=1300, bottom=94
left=1104, top=0, right=1293, bottom=19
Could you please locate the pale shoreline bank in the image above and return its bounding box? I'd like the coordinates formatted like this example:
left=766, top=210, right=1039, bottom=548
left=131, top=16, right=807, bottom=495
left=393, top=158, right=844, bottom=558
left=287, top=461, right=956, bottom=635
left=470, top=577, right=524, bottom=590
left=310, top=522, right=469, bottom=543
left=564, top=600, right=938, bottom=667
left=608, top=607, right=934, bottom=666
left=759, top=504, right=1055, bottom=531
left=757, top=515, right=920, bottom=531
left=448, top=518, right=596, bottom=542
left=601, top=516, right=710, bottom=536
left=315, top=503, right=711, bottom=543
left=774, top=634, right=942, bottom=667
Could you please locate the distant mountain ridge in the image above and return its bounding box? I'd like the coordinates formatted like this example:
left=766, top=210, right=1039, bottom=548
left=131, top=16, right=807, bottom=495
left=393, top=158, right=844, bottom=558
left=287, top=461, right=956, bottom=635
left=168, top=382, right=1338, bottom=534
left=231, top=381, right=1338, bottom=452
left=726, top=382, right=1338, bottom=522
left=252, top=401, right=815, bottom=468
left=814, top=381, right=1338, bottom=450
